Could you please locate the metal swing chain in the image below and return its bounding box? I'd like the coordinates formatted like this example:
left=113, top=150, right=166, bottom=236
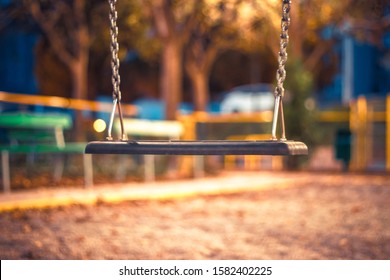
left=271, top=0, right=291, bottom=141
left=105, top=0, right=288, bottom=142
left=107, top=0, right=127, bottom=141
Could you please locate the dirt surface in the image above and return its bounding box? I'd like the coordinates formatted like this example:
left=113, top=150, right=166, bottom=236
left=0, top=172, right=389, bottom=260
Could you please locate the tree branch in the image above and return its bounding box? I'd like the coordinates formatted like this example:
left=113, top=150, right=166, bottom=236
left=24, top=0, right=75, bottom=68
left=149, top=0, right=173, bottom=40
left=304, top=39, right=335, bottom=73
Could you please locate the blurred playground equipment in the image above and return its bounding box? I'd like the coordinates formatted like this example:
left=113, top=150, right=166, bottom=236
left=350, top=95, right=390, bottom=171
left=224, top=134, right=283, bottom=171
left=1, top=92, right=390, bottom=185
left=113, top=96, right=390, bottom=173
left=0, top=112, right=93, bottom=192
left=178, top=111, right=280, bottom=171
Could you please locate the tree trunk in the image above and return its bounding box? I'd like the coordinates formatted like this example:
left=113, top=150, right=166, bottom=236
left=71, top=59, right=88, bottom=100
left=190, top=70, right=209, bottom=112
left=70, top=46, right=89, bottom=141
left=185, top=44, right=218, bottom=112
left=161, top=39, right=183, bottom=120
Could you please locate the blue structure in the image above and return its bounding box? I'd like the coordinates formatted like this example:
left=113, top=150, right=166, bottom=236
left=0, top=28, right=38, bottom=94
left=0, top=1, right=39, bottom=95
left=319, top=20, right=390, bottom=106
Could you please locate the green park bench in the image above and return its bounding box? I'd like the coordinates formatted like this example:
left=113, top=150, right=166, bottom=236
left=0, top=112, right=93, bottom=192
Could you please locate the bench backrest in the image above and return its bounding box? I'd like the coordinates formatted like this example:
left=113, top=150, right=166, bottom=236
left=0, top=113, right=72, bottom=147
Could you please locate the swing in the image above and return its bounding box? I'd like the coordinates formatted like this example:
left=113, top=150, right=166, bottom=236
left=85, top=0, right=308, bottom=156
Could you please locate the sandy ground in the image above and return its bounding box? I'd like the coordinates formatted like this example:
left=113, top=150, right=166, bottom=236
left=0, top=172, right=389, bottom=260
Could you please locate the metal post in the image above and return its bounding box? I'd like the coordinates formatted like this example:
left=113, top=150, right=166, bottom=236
left=144, top=155, right=155, bottom=182
left=193, top=156, right=204, bottom=178
left=53, top=155, right=64, bottom=183
left=83, top=154, right=93, bottom=188
left=355, top=96, right=367, bottom=171
left=342, top=35, right=354, bottom=105
left=1, top=151, right=11, bottom=193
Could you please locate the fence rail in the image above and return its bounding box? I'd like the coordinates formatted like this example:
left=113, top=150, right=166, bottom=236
left=0, top=91, right=138, bottom=116
left=1, top=91, right=389, bottom=172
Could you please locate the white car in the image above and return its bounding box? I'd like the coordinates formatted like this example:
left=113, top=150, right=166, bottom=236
left=220, top=84, right=274, bottom=113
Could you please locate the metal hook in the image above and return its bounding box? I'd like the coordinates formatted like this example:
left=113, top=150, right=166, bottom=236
left=106, top=98, right=117, bottom=141
left=271, top=95, right=286, bottom=141
left=271, top=96, right=280, bottom=140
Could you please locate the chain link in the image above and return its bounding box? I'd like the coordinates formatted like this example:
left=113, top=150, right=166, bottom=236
left=107, top=0, right=127, bottom=141
left=274, top=0, right=291, bottom=98
left=108, top=0, right=121, bottom=102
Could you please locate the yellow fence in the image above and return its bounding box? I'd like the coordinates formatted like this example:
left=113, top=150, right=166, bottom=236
left=178, top=95, right=390, bottom=172
left=350, top=95, right=390, bottom=171
left=225, top=134, right=283, bottom=170
left=0, top=91, right=138, bottom=116
left=1, top=91, right=389, bottom=172
left=178, top=111, right=280, bottom=171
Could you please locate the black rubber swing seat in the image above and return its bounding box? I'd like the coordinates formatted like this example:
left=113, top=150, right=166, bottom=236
left=85, top=140, right=308, bottom=156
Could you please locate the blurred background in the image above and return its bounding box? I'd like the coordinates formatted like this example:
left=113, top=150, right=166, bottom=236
left=0, top=0, right=389, bottom=189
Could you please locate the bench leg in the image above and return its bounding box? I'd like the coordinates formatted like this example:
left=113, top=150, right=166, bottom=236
left=144, top=154, right=155, bottom=182
left=193, top=155, right=204, bottom=178
left=53, top=155, right=65, bottom=183
left=83, top=154, right=93, bottom=188
left=115, top=155, right=130, bottom=181
left=1, top=151, right=11, bottom=193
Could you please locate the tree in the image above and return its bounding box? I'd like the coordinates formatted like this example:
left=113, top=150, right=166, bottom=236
left=269, top=0, right=389, bottom=86
left=346, top=0, right=390, bottom=47
left=128, top=0, right=278, bottom=115
left=21, top=0, right=104, bottom=139
left=184, top=0, right=390, bottom=112
left=138, top=0, right=200, bottom=120
left=23, top=0, right=92, bottom=100
left=272, top=0, right=389, bottom=168
left=184, top=0, right=278, bottom=111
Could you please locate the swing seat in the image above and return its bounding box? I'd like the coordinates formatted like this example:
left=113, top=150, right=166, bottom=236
left=88, top=1, right=306, bottom=158
left=85, top=140, right=308, bottom=156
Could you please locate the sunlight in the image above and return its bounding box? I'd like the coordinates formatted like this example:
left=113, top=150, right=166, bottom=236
left=93, top=118, right=107, bottom=133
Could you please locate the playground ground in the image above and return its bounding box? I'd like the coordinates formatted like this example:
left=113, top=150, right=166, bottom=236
left=0, top=171, right=389, bottom=260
